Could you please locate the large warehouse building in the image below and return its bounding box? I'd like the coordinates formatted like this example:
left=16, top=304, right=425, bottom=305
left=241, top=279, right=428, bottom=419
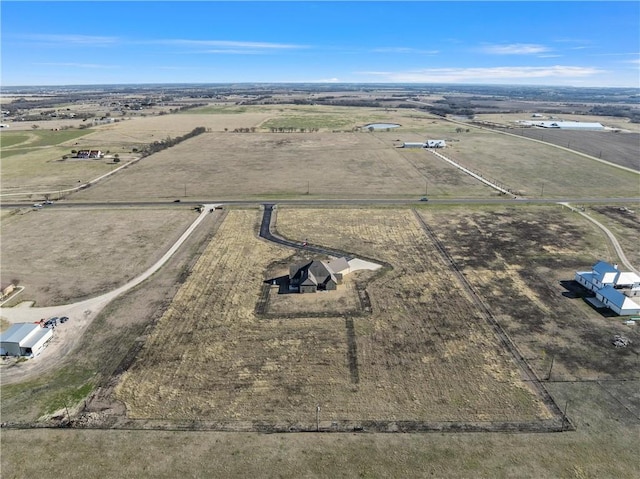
left=0, top=323, right=53, bottom=357
left=520, top=120, right=605, bottom=130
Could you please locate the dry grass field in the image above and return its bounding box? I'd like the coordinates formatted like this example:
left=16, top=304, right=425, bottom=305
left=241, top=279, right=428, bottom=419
left=0, top=207, right=197, bottom=306
left=414, top=205, right=640, bottom=383
left=588, top=204, right=640, bottom=268
left=116, top=208, right=553, bottom=426
left=442, top=128, right=639, bottom=197
left=71, top=131, right=491, bottom=201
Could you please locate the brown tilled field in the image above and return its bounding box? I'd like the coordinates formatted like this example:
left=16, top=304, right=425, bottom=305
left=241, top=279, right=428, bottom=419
left=115, top=208, right=554, bottom=426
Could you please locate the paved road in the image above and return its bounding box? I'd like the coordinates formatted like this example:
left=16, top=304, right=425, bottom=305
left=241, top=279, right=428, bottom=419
left=2, top=197, right=639, bottom=210
left=259, top=204, right=353, bottom=260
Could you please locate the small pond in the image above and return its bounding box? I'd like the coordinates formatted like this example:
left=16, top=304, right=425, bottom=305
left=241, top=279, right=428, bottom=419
left=363, top=123, right=401, bottom=130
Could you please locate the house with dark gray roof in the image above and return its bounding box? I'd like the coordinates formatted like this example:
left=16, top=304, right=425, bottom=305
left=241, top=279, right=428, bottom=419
left=289, top=259, right=346, bottom=293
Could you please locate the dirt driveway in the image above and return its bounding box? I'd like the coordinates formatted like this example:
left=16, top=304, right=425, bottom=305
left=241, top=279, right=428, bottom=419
left=0, top=204, right=220, bottom=384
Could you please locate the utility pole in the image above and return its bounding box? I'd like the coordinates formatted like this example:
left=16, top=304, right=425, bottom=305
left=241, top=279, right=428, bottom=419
left=184, top=184, right=187, bottom=197
left=425, top=180, right=428, bottom=196
left=562, top=400, right=569, bottom=431
left=541, top=183, right=545, bottom=198
left=546, top=354, right=554, bottom=380
left=316, top=404, right=320, bottom=432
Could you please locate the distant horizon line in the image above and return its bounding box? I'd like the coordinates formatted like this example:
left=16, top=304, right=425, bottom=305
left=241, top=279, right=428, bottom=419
left=3, top=81, right=639, bottom=90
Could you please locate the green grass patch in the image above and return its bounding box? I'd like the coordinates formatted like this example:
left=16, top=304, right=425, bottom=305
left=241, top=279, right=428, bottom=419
left=0, top=365, right=95, bottom=420
left=261, top=115, right=355, bottom=131
left=186, top=105, right=248, bottom=114
left=26, top=129, right=94, bottom=147
left=45, top=381, right=95, bottom=415
left=0, top=132, right=31, bottom=147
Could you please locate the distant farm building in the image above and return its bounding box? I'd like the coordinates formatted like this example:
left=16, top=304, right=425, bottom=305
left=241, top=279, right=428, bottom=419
left=0, top=323, right=53, bottom=357
left=76, top=150, right=103, bottom=159
left=523, top=121, right=605, bottom=130
left=575, top=261, right=640, bottom=315
left=289, top=257, right=350, bottom=293
left=401, top=140, right=446, bottom=148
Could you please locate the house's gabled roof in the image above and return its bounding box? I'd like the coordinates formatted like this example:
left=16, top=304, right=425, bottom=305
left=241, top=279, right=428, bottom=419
left=290, top=259, right=340, bottom=288
left=0, top=323, right=41, bottom=345
left=592, top=261, right=621, bottom=284
left=327, top=257, right=349, bottom=275
left=598, top=286, right=640, bottom=311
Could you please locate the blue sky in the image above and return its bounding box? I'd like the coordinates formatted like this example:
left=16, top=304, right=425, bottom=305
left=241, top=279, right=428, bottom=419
left=2, top=1, right=639, bottom=87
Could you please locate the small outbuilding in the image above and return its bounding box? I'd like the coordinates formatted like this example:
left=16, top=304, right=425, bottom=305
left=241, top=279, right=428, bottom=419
left=425, top=140, right=446, bottom=148
left=0, top=322, right=53, bottom=357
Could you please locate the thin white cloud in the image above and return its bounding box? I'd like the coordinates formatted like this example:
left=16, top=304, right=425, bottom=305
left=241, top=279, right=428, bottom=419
left=314, top=77, right=340, bottom=83
left=480, top=43, right=551, bottom=55
left=16, top=34, right=119, bottom=45
left=34, top=62, right=120, bottom=69
left=372, top=47, right=439, bottom=55
left=153, top=39, right=305, bottom=50
left=358, top=66, right=604, bottom=83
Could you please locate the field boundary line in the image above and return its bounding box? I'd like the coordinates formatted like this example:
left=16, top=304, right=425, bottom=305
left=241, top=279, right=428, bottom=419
left=427, top=149, right=517, bottom=197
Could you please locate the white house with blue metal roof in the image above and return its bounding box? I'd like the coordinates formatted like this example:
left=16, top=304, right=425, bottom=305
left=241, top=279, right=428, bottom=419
left=575, top=261, right=640, bottom=315
left=0, top=323, right=53, bottom=357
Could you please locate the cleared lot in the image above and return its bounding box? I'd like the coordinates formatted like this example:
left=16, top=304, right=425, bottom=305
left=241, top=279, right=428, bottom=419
left=0, top=207, right=197, bottom=306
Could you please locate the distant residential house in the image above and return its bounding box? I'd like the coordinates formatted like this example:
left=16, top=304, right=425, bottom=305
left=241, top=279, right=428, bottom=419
left=425, top=140, right=446, bottom=148
left=575, top=261, right=640, bottom=315
left=289, top=258, right=348, bottom=293
left=77, top=150, right=102, bottom=159
left=402, top=142, right=425, bottom=148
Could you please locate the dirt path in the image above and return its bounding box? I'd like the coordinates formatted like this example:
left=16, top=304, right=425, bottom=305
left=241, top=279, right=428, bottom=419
left=559, top=202, right=638, bottom=274
left=0, top=204, right=220, bottom=384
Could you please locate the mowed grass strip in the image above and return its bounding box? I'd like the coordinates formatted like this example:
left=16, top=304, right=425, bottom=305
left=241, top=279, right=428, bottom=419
left=116, top=208, right=550, bottom=423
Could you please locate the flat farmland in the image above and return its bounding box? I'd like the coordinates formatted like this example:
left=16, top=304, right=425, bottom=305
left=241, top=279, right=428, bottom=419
left=505, top=129, right=640, bottom=171
left=0, top=207, right=197, bottom=306
left=443, top=128, right=639, bottom=197
left=589, top=204, right=640, bottom=268
left=474, top=112, right=640, bottom=133
left=0, top=129, right=117, bottom=193
left=416, top=205, right=640, bottom=381
left=116, top=208, right=553, bottom=426
left=72, top=132, right=491, bottom=201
